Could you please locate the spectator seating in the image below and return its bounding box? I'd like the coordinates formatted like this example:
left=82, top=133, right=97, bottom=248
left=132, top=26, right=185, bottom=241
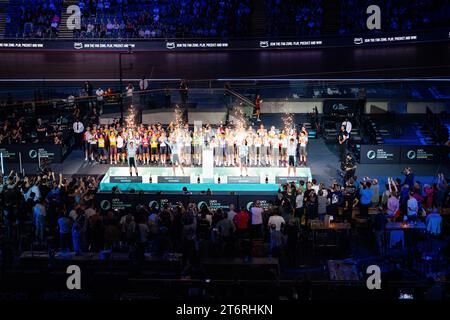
left=5, top=0, right=62, bottom=38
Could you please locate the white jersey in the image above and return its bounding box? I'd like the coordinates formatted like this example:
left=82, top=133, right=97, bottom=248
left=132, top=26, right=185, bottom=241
left=299, top=136, right=308, bottom=147
left=116, top=136, right=124, bottom=148
left=342, top=121, right=352, bottom=134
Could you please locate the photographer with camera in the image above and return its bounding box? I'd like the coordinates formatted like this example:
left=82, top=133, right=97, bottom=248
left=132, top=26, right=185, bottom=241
left=341, top=153, right=357, bottom=184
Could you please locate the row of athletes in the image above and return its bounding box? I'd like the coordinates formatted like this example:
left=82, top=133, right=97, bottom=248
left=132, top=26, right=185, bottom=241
left=81, top=123, right=310, bottom=167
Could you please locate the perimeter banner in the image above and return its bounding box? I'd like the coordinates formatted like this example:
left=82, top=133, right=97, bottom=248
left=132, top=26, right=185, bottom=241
left=0, top=30, right=448, bottom=52
left=95, top=193, right=274, bottom=212
left=360, top=145, right=444, bottom=164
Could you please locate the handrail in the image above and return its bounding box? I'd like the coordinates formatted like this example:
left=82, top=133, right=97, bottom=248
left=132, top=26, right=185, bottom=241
left=0, top=87, right=238, bottom=110
left=224, top=88, right=255, bottom=108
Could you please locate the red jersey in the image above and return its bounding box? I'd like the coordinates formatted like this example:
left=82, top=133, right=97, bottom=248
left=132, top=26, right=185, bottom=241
left=234, top=211, right=250, bottom=230
left=141, top=136, right=150, bottom=147
left=255, top=96, right=262, bottom=109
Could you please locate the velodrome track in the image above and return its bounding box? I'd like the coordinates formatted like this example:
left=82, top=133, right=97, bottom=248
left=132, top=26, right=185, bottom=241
left=0, top=41, right=449, bottom=80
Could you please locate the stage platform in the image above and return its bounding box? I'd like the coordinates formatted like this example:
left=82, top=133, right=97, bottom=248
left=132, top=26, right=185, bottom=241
left=100, top=166, right=312, bottom=193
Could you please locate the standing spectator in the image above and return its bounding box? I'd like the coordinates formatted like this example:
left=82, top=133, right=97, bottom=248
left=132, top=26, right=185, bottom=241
left=139, top=77, right=149, bottom=105
left=423, top=184, right=434, bottom=210
left=305, top=191, right=317, bottom=221
left=135, top=214, right=150, bottom=264
left=403, top=167, right=415, bottom=188
left=285, top=216, right=299, bottom=266
left=96, top=87, right=104, bottom=114
left=317, top=190, right=328, bottom=221
left=372, top=207, right=387, bottom=255
left=343, top=179, right=357, bottom=222
left=196, top=211, right=211, bottom=240
left=268, top=224, right=283, bottom=257
left=215, top=210, right=236, bottom=256
left=233, top=208, right=250, bottom=238
left=84, top=81, right=93, bottom=97
left=435, top=173, right=447, bottom=210
left=407, top=191, right=419, bottom=220
left=126, top=83, right=134, bottom=97
left=35, top=118, right=47, bottom=142
left=139, top=77, right=149, bottom=91
left=371, top=179, right=380, bottom=206
left=250, top=201, right=264, bottom=238
left=268, top=210, right=285, bottom=231
left=58, top=212, right=72, bottom=251
left=327, top=184, right=341, bottom=218
left=72, top=208, right=86, bottom=255
left=73, top=118, right=84, bottom=150
left=33, top=198, right=47, bottom=243
left=295, top=189, right=304, bottom=219
left=387, top=192, right=400, bottom=219
left=359, top=181, right=373, bottom=218
left=337, top=125, right=349, bottom=163
left=227, top=204, right=238, bottom=221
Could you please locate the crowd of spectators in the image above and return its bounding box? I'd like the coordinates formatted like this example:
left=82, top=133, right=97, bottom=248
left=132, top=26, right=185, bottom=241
left=0, top=110, right=69, bottom=146
left=338, top=0, right=450, bottom=35
left=75, top=0, right=252, bottom=39
left=4, top=0, right=449, bottom=39
left=0, top=166, right=447, bottom=268
left=5, top=0, right=62, bottom=38
left=266, top=0, right=323, bottom=37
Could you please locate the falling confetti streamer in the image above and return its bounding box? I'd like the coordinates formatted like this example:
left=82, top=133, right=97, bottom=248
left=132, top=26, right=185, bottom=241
left=125, top=104, right=137, bottom=129
left=174, top=104, right=185, bottom=127
left=282, top=113, right=294, bottom=132
left=230, top=101, right=249, bottom=130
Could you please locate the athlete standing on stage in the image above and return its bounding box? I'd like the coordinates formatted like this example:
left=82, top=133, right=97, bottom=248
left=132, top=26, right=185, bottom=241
left=211, top=135, right=220, bottom=166
left=219, top=133, right=226, bottom=166
left=280, top=130, right=288, bottom=167
left=239, top=140, right=249, bottom=176
left=247, top=131, right=255, bottom=166
left=84, top=126, right=92, bottom=161
left=271, top=132, right=280, bottom=167
left=257, top=135, right=264, bottom=166
left=168, top=137, right=185, bottom=176
left=116, top=132, right=125, bottom=164
left=88, top=128, right=98, bottom=162
left=225, top=129, right=235, bottom=167
left=159, top=131, right=168, bottom=166
left=298, top=130, right=308, bottom=167
left=287, top=138, right=297, bottom=177
left=127, top=140, right=139, bottom=176
left=262, top=133, right=270, bottom=166
left=140, top=132, right=150, bottom=165
left=109, top=130, right=118, bottom=164
left=184, top=131, right=192, bottom=166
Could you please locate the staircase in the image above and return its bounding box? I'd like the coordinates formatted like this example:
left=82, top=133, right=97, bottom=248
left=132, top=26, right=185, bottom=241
left=58, top=0, right=79, bottom=39
left=0, top=0, right=10, bottom=39
left=322, top=0, right=340, bottom=35
left=250, top=0, right=267, bottom=37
